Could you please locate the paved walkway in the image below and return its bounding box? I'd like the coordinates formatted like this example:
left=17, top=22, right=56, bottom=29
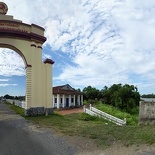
left=55, top=107, right=83, bottom=115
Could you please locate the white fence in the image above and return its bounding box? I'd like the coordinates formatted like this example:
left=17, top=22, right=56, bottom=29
left=6, top=99, right=25, bottom=109
left=83, top=104, right=126, bottom=126
left=84, top=108, right=98, bottom=117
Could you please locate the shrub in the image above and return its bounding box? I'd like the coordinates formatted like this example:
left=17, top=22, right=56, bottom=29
left=79, top=113, right=100, bottom=121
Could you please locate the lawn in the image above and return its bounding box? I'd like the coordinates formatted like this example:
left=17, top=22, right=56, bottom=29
left=24, top=113, right=155, bottom=148
left=4, top=101, right=155, bottom=149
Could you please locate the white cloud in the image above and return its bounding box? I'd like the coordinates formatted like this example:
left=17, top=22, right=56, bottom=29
left=0, top=84, right=17, bottom=87
left=0, top=48, right=25, bottom=76
left=0, top=0, right=155, bottom=93
left=0, top=79, right=9, bottom=82
left=42, top=53, right=52, bottom=60
left=50, top=0, right=155, bottom=93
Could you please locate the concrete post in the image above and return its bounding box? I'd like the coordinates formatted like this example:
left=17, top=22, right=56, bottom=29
left=78, top=95, right=80, bottom=106
left=83, top=105, right=86, bottom=112
left=62, top=95, right=65, bottom=108
left=53, top=95, right=55, bottom=108
left=57, top=94, right=60, bottom=109
left=69, top=95, right=71, bottom=107
left=81, top=95, right=83, bottom=105
left=90, top=104, right=92, bottom=110
left=73, top=95, right=76, bottom=106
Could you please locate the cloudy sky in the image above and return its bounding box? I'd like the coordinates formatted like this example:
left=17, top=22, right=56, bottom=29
left=0, top=0, right=155, bottom=96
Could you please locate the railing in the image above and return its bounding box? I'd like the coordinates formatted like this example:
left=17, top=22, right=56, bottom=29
left=6, top=99, right=25, bottom=108
left=84, top=108, right=98, bottom=117
left=83, top=104, right=126, bottom=126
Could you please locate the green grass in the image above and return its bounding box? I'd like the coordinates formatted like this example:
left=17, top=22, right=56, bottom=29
left=94, top=102, right=138, bottom=125
left=5, top=101, right=25, bottom=116
left=4, top=101, right=155, bottom=148
left=26, top=113, right=155, bottom=148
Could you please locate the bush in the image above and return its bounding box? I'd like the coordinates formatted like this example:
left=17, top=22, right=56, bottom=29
left=83, top=100, right=89, bottom=105
left=79, top=113, right=100, bottom=121
left=88, top=99, right=98, bottom=105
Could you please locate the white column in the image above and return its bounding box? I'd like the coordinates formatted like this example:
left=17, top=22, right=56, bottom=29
left=73, top=95, right=76, bottom=106
left=81, top=95, right=83, bottom=105
left=69, top=95, right=71, bottom=107
left=53, top=95, right=55, bottom=108
left=78, top=95, right=80, bottom=106
left=57, top=94, right=60, bottom=108
left=62, top=95, right=65, bottom=108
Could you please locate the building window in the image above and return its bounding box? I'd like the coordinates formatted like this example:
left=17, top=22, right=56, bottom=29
left=71, top=98, right=74, bottom=103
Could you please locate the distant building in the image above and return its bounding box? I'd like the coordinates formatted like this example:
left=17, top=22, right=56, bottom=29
left=52, top=84, right=83, bottom=108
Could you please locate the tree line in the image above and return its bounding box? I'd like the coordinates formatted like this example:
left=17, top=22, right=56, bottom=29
left=82, top=84, right=140, bottom=114
left=1, top=94, right=25, bottom=101
left=141, top=93, right=155, bottom=98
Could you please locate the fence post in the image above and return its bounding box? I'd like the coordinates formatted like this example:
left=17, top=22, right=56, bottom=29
left=124, top=118, right=126, bottom=124
left=90, top=104, right=92, bottom=111
left=83, top=105, right=86, bottom=112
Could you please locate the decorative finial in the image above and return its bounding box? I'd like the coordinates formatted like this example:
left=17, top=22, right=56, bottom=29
left=0, top=2, right=8, bottom=15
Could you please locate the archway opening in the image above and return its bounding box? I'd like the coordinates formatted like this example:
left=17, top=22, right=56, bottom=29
left=0, top=48, right=26, bottom=108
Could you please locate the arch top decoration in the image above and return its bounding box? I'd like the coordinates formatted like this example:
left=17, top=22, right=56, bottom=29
left=0, top=6, right=46, bottom=44
left=0, top=2, right=54, bottom=116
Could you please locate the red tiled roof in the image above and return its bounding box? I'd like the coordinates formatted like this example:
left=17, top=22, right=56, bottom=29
left=53, top=84, right=83, bottom=95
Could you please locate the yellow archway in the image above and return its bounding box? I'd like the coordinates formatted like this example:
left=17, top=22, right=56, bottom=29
left=0, top=2, right=54, bottom=116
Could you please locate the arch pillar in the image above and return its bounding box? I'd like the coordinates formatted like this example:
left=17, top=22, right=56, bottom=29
left=0, top=2, right=55, bottom=116
left=43, top=59, right=54, bottom=114
left=25, top=46, right=54, bottom=116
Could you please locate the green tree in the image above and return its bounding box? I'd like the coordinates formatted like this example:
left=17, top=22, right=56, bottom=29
left=101, top=84, right=140, bottom=114
left=141, top=93, right=155, bottom=98
left=4, top=94, right=14, bottom=99
left=83, top=86, right=101, bottom=101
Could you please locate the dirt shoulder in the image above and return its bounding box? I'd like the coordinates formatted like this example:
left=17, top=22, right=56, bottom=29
left=46, top=123, right=155, bottom=155
left=55, top=107, right=84, bottom=115
left=65, top=134, right=155, bottom=155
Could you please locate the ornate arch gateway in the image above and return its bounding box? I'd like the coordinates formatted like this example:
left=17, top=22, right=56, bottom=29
left=0, top=2, right=54, bottom=116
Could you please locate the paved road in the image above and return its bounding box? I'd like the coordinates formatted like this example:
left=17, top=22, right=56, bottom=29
left=1, top=101, right=155, bottom=155
left=0, top=101, right=78, bottom=155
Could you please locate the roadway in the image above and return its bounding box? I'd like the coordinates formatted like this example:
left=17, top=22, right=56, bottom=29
left=1, top=101, right=155, bottom=155
left=0, top=101, right=78, bottom=155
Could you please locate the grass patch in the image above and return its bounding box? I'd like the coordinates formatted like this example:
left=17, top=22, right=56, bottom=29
left=26, top=113, right=155, bottom=147
left=5, top=102, right=155, bottom=148
left=4, top=101, right=25, bottom=116
left=94, top=102, right=138, bottom=125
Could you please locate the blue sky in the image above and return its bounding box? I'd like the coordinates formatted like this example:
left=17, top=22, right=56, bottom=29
left=1, top=0, right=155, bottom=96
